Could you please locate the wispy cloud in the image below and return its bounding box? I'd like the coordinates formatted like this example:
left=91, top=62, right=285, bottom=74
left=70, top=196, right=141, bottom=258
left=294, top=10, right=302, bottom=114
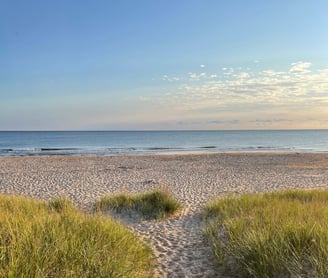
left=289, top=61, right=312, bottom=74
left=188, top=72, right=207, bottom=81
left=234, top=72, right=250, bottom=79
left=140, top=62, right=328, bottom=128
left=158, top=62, right=327, bottom=108
left=161, top=75, right=180, bottom=82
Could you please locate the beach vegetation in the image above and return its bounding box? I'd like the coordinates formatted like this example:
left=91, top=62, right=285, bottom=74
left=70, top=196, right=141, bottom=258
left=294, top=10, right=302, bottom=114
left=204, top=189, right=328, bottom=277
left=0, top=195, right=153, bottom=277
left=96, top=189, right=181, bottom=219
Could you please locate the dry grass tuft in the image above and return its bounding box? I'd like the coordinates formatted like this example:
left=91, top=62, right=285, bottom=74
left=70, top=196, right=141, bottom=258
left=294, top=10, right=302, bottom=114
left=204, top=189, right=328, bottom=277
left=0, top=195, right=153, bottom=277
left=96, top=189, right=181, bottom=219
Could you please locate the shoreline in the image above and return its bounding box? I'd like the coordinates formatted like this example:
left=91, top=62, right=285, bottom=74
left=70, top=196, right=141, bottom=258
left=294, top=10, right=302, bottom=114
left=1, top=149, right=328, bottom=158
left=1, top=152, right=328, bottom=277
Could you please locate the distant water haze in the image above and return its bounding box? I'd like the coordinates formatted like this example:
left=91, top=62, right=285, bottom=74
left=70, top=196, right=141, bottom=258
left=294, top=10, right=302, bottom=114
left=0, top=130, right=328, bottom=156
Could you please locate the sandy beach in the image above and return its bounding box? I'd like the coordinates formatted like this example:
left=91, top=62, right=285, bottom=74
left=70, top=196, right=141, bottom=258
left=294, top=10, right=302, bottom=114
left=1, top=153, right=328, bottom=277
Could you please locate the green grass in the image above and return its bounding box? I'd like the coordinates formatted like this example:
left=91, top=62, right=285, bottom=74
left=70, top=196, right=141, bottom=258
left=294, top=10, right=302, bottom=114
left=0, top=195, right=153, bottom=277
left=204, top=189, right=328, bottom=278
left=96, top=189, right=181, bottom=219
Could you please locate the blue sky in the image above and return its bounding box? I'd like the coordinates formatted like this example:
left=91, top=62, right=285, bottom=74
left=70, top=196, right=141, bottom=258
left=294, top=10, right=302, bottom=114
left=1, top=0, right=328, bottom=130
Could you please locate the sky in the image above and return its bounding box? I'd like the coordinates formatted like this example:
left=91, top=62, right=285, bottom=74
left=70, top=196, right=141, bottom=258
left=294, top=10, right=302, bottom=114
left=1, top=0, right=328, bottom=130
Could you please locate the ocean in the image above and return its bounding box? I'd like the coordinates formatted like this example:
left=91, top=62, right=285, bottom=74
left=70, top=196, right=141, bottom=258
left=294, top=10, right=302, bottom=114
left=0, top=130, right=327, bottom=157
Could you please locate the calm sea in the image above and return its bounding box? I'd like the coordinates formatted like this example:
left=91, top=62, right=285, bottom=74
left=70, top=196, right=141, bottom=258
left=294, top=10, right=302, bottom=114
left=0, top=130, right=327, bottom=157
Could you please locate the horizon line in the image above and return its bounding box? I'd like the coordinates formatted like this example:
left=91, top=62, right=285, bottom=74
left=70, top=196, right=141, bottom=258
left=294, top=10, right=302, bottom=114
left=1, top=128, right=328, bottom=132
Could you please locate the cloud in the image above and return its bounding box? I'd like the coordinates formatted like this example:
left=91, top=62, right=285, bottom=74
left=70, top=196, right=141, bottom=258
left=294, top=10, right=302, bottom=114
left=261, top=70, right=279, bottom=76
left=223, top=68, right=234, bottom=76
left=162, top=75, right=180, bottom=82
left=207, top=119, right=240, bottom=125
left=289, top=61, right=312, bottom=74
left=252, top=119, right=294, bottom=123
left=188, top=72, right=198, bottom=80
left=200, top=64, right=205, bottom=68
left=234, top=72, right=250, bottom=79
left=188, top=72, right=207, bottom=81
left=140, top=61, right=328, bottom=128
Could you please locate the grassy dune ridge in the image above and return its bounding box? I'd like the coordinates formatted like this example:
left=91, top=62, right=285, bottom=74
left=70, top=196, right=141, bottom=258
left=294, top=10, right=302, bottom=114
left=204, top=189, right=328, bottom=277
left=0, top=195, right=153, bottom=278
left=96, top=189, right=181, bottom=219
left=1, top=186, right=328, bottom=277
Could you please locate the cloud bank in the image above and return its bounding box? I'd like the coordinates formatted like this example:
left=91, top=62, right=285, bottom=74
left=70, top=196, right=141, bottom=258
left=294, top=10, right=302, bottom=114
left=139, top=61, right=328, bottom=129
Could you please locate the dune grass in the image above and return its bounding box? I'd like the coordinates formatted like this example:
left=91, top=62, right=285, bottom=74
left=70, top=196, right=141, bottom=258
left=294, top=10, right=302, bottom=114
left=204, top=189, right=328, bottom=278
left=96, top=189, right=181, bottom=219
left=0, top=195, right=153, bottom=277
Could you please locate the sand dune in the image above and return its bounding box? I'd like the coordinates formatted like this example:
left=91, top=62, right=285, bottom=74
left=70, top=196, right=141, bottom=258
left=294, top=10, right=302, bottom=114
left=1, top=153, right=328, bottom=277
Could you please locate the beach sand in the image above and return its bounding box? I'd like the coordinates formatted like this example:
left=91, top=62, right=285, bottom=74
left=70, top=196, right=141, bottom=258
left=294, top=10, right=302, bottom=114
left=1, top=153, right=328, bottom=277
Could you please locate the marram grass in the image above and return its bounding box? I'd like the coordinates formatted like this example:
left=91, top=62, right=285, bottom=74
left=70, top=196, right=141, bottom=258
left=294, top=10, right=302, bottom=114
left=204, top=189, right=328, bottom=278
left=96, top=189, right=181, bottom=219
left=0, top=195, right=153, bottom=277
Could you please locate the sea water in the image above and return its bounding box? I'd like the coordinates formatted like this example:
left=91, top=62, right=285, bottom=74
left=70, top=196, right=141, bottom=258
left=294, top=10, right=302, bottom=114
left=0, top=130, right=327, bottom=156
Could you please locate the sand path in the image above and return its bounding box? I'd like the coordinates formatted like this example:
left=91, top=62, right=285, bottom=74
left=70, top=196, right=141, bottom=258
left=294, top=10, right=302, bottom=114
left=0, top=153, right=328, bottom=277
